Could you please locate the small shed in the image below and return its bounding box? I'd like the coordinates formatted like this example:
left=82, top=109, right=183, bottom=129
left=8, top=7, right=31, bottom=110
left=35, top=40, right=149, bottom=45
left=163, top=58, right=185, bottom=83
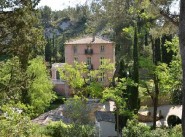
left=95, top=111, right=117, bottom=137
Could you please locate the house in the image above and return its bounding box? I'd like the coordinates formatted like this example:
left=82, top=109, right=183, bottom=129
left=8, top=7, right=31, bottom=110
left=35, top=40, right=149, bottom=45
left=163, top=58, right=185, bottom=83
left=95, top=111, right=117, bottom=137
left=65, top=36, right=115, bottom=84
left=51, top=63, right=70, bottom=96
left=51, top=36, right=115, bottom=96
left=65, top=36, right=115, bottom=70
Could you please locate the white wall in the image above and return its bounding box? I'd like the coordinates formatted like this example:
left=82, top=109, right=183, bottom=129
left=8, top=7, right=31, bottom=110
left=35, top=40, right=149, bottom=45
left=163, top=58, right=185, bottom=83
left=98, top=121, right=117, bottom=137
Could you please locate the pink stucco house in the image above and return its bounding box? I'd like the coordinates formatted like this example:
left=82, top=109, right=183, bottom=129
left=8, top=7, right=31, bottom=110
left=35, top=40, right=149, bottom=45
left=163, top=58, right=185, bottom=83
left=65, top=36, right=115, bottom=69
left=51, top=36, right=115, bottom=96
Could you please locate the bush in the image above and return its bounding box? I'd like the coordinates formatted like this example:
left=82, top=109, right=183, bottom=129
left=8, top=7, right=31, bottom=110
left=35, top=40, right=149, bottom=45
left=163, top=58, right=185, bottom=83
left=44, top=121, right=96, bottom=137
left=150, top=128, right=169, bottom=137
left=63, top=96, right=91, bottom=124
left=169, top=125, right=182, bottom=137
left=122, top=119, right=151, bottom=137
left=0, top=104, right=39, bottom=137
left=122, top=119, right=182, bottom=137
left=52, top=96, right=65, bottom=104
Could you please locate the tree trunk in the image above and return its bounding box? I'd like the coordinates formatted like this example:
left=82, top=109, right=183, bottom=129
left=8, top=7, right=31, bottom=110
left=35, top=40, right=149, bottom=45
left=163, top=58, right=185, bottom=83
left=153, top=75, right=159, bottom=129
left=131, top=26, right=139, bottom=111
left=151, top=37, right=161, bottom=129
left=179, top=0, right=185, bottom=136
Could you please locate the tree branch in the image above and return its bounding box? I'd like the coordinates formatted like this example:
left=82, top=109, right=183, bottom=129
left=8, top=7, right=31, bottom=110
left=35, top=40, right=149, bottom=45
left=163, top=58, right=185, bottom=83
left=150, top=0, right=179, bottom=26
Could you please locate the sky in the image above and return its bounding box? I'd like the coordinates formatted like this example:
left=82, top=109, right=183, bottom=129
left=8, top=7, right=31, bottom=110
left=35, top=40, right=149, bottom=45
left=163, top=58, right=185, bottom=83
left=37, top=0, right=179, bottom=13
left=37, top=0, right=88, bottom=11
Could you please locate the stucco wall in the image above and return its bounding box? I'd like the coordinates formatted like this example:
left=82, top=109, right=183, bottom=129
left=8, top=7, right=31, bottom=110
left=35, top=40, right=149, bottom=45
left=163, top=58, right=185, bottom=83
left=96, top=121, right=117, bottom=137
left=65, top=43, right=115, bottom=69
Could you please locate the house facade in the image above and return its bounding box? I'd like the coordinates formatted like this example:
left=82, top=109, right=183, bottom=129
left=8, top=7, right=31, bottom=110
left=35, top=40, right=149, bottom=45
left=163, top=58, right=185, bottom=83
left=65, top=36, right=115, bottom=70
left=51, top=63, right=71, bottom=96
left=51, top=36, right=115, bottom=96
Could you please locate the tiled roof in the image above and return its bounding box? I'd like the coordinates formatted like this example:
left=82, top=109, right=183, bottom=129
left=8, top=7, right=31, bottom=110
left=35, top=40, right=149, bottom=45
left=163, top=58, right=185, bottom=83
left=65, top=36, right=114, bottom=44
left=95, top=111, right=115, bottom=123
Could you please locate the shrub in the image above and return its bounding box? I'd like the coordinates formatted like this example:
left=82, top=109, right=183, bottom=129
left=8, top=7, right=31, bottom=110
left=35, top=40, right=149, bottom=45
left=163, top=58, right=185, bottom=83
left=63, top=96, right=91, bottom=124
left=122, top=119, right=151, bottom=137
left=169, top=125, right=182, bottom=137
left=122, top=119, right=182, bottom=137
left=0, top=104, right=39, bottom=137
left=44, top=121, right=96, bottom=137
left=150, top=128, right=169, bottom=137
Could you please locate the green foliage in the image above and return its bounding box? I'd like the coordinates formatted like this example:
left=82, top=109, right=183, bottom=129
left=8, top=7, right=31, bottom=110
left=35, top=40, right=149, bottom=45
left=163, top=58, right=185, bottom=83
left=0, top=57, right=23, bottom=105
left=122, top=119, right=182, bottom=137
left=99, top=59, right=115, bottom=83
left=0, top=103, right=39, bottom=137
left=122, top=119, right=151, bottom=137
left=39, top=6, right=52, bottom=28
left=59, top=59, right=114, bottom=97
left=0, top=5, right=45, bottom=69
left=169, top=125, right=182, bottom=137
left=0, top=57, right=56, bottom=117
left=58, top=62, right=87, bottom=93
left=63, top=96, right=91, bottom=124
left=86, top=82, right=104, bottom=98
left=139, top=56, right=154, bottom=72
left=44, top=121, right=96, bottom=137
left=26, top=57, right=56, bottom=115
left=102, top=78, right=136, bottom=115
left=155, top=37, right=182, bottom=103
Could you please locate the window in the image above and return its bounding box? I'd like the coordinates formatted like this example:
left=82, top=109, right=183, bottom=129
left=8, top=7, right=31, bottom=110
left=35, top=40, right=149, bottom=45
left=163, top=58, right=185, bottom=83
left=100, top=72, right=105, bottom=82
left=89, top=76, right=92, bottom=82
left=100, top=57, right=105, bottom=65
left=74, top=57, right=78, bottom=62
left=87, top=57, right=91, bottom=65
left=56, top=71, right=60, bottom=80
left=73, top=45, right=77, bottom=53
left=85, top=45, right=93, bottom=55
left=100, top=45, right=105, bottom=52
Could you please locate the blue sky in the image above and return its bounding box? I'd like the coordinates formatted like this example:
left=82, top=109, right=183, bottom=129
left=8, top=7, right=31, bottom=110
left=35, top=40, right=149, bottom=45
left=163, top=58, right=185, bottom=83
left=37, top=0, right=88, bottom=11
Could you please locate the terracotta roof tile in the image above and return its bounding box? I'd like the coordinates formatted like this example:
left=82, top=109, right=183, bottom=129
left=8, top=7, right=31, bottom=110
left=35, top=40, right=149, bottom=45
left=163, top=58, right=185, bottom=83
left=65, top=36, right=114, bottom=45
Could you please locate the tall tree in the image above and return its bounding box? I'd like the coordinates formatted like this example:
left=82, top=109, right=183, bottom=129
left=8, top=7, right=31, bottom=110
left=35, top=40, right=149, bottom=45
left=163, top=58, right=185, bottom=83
left=39, top=5, right=52, bottom=28
left=0, top=0, right=44, bottom=70
left=179, top=0, right=185, bottom=136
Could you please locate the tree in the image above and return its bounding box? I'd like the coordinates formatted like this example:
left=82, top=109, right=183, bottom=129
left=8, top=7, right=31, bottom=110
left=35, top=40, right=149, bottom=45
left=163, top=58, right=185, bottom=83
left=156, top=37, right=182, bottom=102
left=58, top=62, right=88, bottom=95
left=0, top=0, right=45, bottom=70
left=179, top=1, right=185, bottom=136
left=58, top=59, right=114, bottom=97
left=146, top=0, right=185, bottom=135
left=0, top=57, right=24, bottom=105
left=102, top=78, right=135, bottom=136
left=0, top=103, right=39, bottom=137
left=39, top=5, right=52, bottom=28
left=0, top=57, right=56, bottom=117
left=63, top=96, right=91, bottom=124
left=26, top=57, right=56, bottom=116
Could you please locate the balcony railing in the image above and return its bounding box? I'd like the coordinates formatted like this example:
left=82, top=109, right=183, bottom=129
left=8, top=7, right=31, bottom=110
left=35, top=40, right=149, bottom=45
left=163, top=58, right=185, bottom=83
left=85, top=49, right=93, bottom=55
